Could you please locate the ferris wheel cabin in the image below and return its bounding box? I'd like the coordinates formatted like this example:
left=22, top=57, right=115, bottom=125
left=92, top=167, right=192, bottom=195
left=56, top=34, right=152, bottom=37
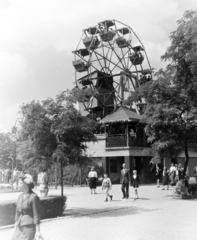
left=98, top=20, right=116, bottom=42
left=83, top=27, right=101, bottom=50
left=116, top=27, right=131, bottom=48
left=129, top=46, right=145, bottom=65
left=72, top=49, right=90, bottom=72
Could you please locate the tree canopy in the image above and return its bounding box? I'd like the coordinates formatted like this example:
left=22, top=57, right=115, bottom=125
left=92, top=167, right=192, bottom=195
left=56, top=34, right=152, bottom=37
left=128, top=10, right=197, bottom=175
left=17, top=89, right=97, bottom=172
left=0, top=132, right=16, bottom=169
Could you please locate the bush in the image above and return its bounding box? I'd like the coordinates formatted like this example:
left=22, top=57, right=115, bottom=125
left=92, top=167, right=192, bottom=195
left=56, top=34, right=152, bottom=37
left=40, top=196, right=67, bottom=219
left=0, top=195, right=67, bottom=227
left=0, top=201, right=16, bottom=226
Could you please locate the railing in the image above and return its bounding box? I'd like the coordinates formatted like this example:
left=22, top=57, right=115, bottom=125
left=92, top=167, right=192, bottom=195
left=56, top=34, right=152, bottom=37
left=106, top=134, right=144, bottom=148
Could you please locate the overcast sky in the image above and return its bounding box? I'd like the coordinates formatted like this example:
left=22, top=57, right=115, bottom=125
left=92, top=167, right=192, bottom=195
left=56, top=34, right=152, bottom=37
left=0, top=0, right=197, bottom=133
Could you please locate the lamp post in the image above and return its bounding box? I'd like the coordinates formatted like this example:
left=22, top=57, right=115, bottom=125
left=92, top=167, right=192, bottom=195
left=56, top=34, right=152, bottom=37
left=8, top=156, right=14, bottom=192
left=12, top=117, right=24, bottom=170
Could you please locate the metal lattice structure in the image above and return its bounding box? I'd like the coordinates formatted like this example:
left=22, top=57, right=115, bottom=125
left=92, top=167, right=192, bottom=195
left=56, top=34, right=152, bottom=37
left=72, top=19, right=152, bottom=117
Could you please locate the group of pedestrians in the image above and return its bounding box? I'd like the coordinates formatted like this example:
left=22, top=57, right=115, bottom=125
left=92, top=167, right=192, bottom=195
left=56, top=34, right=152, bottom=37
left=155, top=162, right=197, bottom=199
left=0, top=168, right=12, bottom=183
left=120, top=163, right=140, bottom=200
left=87, top=164, right=140, bottom=202
left=155, top=163, right=185, bottom=190
left=0, top=168, right=21, bottom=188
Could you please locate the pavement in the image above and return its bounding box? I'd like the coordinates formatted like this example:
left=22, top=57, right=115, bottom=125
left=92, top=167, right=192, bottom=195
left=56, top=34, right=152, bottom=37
left=0, top=184, right=196, bottom=240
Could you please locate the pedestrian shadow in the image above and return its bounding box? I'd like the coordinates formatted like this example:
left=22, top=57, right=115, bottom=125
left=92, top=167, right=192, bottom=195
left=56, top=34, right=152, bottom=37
left=164, top=195, right=174, bottom=197
left=109, top=200, right=122, bottom=202
left=64, top=206, right=159, bottom=218
left=136, top=197, right=150, bottom=200
left=178, top=198, right=197, bottom=201
left=164, top=194, right=197, bottom=201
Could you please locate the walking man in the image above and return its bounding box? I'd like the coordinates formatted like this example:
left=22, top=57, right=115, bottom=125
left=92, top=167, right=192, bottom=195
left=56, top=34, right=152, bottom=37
left=120, top=163, right=130, bottom=199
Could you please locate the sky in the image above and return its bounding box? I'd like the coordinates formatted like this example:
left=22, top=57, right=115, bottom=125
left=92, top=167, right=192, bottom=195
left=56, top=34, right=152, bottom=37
left=0, top=0, right=197, bottom=133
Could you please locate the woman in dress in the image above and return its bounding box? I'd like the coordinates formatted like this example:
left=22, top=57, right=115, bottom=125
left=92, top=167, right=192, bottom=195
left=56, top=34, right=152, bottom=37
left=12, top=174, right=43, bottom=240
left=131, top=170, right=140, bottom=200
left=37, top=168, right=49, bottom=197
left=162, top=167, right=170, bottom=190
left=88, top=167, right=98, bottom=194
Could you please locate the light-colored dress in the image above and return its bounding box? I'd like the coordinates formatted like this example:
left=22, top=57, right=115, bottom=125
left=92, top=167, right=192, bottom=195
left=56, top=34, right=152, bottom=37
left=37, top=172, right=49, bottom=197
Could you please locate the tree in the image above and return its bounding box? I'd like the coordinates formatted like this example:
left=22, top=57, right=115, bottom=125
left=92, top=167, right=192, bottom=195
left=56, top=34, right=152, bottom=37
left=127, top=10, right=197, bottom=175
left=0, top=133, right=16, bottom=169
left=17, top=89, right=97, bottom=173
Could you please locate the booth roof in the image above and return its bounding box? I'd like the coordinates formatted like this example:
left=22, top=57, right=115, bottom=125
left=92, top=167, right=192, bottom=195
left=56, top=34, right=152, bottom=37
left=100, top=107, right=142, bottom=123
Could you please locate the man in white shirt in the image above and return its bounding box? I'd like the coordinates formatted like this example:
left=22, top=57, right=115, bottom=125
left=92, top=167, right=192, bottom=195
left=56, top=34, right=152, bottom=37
left=170, top=163, right=176, bottom=173
left=169, top=163, right=176, bottom=185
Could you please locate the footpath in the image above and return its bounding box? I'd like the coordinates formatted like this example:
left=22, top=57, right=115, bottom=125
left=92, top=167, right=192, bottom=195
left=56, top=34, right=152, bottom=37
left=0, top=184, right=196, bottom=240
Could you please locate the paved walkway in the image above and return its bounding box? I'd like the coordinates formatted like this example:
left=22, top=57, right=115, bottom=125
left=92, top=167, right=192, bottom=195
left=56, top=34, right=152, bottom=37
left=0, top=184, right=196, bottom=240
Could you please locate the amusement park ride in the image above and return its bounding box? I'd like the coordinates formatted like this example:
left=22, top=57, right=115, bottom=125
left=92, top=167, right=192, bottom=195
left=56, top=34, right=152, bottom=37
left=72, top=19, right=153, bottom=118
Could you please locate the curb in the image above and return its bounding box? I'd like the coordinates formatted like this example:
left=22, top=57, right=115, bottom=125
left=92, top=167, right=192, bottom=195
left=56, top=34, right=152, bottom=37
left=0, top=206, right=132, bottom=231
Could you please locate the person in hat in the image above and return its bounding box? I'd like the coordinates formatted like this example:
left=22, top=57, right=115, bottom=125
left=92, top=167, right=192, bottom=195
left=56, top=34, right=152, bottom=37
left=88, top=167, right=98, bottom=194
left=12, top=174, right=43, bottom=240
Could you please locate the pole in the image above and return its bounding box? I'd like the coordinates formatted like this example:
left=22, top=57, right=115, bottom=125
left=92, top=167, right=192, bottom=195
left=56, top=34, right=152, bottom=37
left=126, top=122, right=129, bottom=147
left=12, top=160, right=13, bottom=192
left=9, top=156, right=14, bottom=192
left=79, top=167, right=81, bottom=186
left=13, top=117, right=24, bottom=171
left=15, top=141, right=17, bottom=169
left=60, top=159, right=64, bottom=197
left=55, top=163, right=58, bottom=189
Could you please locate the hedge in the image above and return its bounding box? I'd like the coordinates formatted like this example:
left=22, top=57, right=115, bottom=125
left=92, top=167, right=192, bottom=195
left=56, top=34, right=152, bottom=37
left=0, top=195, right=67, bottom=227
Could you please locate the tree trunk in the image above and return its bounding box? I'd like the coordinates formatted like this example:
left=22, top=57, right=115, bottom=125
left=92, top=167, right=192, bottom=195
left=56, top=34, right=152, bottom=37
left=79, top=167, right=82, bottom=186
left=60, top=159, right=64, bottom=197
left=55, top=163, right=58, bottom=189
left=184, top=142, right=189, bottom=176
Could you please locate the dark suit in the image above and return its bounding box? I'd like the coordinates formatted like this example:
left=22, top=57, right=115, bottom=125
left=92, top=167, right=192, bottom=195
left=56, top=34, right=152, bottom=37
left=12, top=191, right=40, bottom=240
left=120, top=168, right=130, bottom=198
left=178, top=168, right=184, bottom=180
left=131, top=176, right=140, bottom=188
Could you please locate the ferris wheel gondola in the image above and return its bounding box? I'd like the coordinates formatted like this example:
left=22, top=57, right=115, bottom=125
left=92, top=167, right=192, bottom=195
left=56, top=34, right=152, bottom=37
left=72, top=19, right=152, bottom=117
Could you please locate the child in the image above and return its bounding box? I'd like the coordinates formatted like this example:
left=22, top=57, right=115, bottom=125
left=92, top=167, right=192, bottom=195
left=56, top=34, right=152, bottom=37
left=102, top=173, right=113, bottom=202
left=131, top=170, right=140, bottom=200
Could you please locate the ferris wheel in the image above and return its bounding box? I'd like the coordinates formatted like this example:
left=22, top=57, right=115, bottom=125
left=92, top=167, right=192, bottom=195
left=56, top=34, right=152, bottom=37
left=72, top=19, right=152, bottom=117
